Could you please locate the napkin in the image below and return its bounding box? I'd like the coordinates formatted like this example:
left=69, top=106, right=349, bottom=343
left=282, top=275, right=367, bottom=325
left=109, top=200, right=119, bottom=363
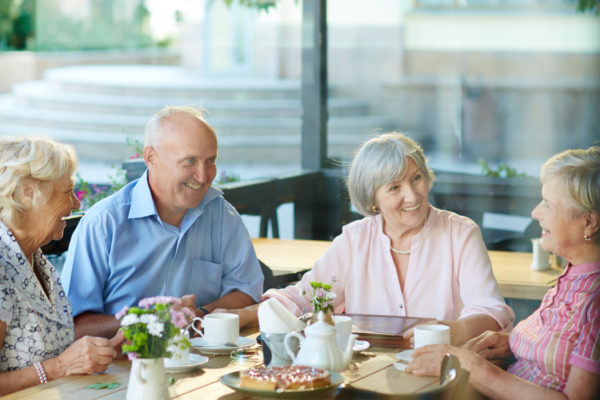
left=258, top=298, right=306, bottom=333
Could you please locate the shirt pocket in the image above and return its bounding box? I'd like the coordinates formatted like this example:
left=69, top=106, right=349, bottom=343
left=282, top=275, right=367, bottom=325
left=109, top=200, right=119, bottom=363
left=191, top=259, right=223, bottom=304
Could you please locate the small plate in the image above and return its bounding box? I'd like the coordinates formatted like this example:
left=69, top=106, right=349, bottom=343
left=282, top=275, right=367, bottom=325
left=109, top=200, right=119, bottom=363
left=220, top=370, right=344, bottom=399
left=190, top=336, right=256, bottom=354
left=395, top=349, right=414, bottom=363
left=164, top=353, right=209, bottom=373
left=352, top=340, right=370, bottom=352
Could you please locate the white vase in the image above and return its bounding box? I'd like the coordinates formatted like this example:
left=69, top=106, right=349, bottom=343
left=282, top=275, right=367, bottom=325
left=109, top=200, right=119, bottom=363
left=127, top=358, right=169, bottom=400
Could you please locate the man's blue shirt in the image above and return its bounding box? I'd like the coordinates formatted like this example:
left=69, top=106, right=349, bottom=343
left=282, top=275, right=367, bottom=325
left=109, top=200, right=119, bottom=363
left=61, top=171, right=263, bottom=316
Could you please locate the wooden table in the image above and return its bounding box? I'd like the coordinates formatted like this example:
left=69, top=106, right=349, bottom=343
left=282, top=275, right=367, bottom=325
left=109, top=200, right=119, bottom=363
left=252, top=238, right=564, bottom=301
left=1, top=332, right=437, bottom=399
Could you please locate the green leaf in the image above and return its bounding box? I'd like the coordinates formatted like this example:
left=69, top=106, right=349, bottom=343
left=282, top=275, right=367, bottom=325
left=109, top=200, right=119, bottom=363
left=86, top=382, right=120, bottom=390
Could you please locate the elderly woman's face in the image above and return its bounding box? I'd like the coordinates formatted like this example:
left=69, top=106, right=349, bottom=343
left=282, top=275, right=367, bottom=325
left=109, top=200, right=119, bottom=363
left=32, top=175, right=80, bottom=245
left=531, top=176, right=586, bottom=261
left=374, top=158, right=430, bottom=232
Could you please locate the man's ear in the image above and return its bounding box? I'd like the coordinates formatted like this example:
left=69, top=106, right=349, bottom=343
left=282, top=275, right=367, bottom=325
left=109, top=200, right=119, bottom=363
left=143, top=146, right=155, bottom=169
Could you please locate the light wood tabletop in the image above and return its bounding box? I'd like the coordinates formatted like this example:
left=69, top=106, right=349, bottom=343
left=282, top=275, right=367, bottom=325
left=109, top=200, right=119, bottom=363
left=252, top=238, right=564, bottom=301
left=1, top=330, right=438, bottom=399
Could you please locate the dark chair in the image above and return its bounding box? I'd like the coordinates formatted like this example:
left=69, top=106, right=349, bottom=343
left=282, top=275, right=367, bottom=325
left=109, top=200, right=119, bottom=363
left=41, top=213, right=83, bottom=256
left=335, top=354, right=472, bottom=400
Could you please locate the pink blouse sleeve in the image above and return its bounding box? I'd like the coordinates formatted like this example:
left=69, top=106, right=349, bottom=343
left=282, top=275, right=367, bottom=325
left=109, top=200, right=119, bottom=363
left=455, top=223, right=515, bottom=331
left=263, top=231, right=352, bottom=316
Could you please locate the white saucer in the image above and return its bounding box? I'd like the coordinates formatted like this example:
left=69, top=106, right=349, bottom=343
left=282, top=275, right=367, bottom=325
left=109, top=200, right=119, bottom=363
left=396, top=349, right=414, bottom=362
left=190, top=336, right=256, bottom=354
left=164, top=353, right=209, bottom=373
left=353, top=340, right=370, bottom=352
left=393, top=349, right=414, bottom=372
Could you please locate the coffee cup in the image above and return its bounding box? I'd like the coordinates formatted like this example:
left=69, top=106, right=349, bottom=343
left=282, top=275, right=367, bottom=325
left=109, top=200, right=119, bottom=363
left=190, top=313, right=239, bottom=346
left=165, top=329, right=190, bottom=367
left=333, top=315, right=353, bottom=349
left=413, top=324, right=451, bottom=349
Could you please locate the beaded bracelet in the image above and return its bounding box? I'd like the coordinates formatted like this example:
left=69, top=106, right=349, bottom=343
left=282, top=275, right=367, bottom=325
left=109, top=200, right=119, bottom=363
left=33, top=361, right=48, bottom=384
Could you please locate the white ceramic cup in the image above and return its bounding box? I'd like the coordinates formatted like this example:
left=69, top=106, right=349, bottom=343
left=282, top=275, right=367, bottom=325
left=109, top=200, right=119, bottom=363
left=413, top=324, right=451, bottom=349
left=333, top=315, right=353, bottom=349
left=165, top=329, right=190, bottom=367
left=190, top=313, right=239, bottom=346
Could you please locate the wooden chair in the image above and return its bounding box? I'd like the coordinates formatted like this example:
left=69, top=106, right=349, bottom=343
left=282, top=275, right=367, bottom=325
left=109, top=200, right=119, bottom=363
left=335, top=354, right=473, bottom=400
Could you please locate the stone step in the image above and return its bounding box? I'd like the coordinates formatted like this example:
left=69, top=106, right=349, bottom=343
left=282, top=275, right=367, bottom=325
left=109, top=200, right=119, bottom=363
left=13, top=81, right=368, bottom=118
left=0, top=95, right=393, bottom=135
left=0, top=120, right=378, bottom=164
left=43, top=65, right=302, bottom=99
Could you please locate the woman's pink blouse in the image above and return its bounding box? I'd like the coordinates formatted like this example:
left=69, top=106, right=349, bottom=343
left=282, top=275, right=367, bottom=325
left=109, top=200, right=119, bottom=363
left=264, top=207, right=514, bottom=330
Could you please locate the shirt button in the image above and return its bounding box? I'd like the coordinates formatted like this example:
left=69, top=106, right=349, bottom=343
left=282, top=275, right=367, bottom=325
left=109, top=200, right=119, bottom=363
left=399, top=304, right=403, bottom=309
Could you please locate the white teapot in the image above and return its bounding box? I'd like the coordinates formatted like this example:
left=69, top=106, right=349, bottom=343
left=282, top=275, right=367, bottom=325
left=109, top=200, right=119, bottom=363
left=284, top=311, right=357, bottom=372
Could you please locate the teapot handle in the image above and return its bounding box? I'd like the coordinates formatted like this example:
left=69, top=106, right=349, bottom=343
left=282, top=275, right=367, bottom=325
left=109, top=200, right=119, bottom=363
left=284, top=332, right=303, bottom=365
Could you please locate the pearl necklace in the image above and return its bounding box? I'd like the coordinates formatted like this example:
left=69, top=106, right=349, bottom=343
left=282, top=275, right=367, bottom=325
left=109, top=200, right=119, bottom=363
left=387, top=206, right=431, bottom=256
left=390, top=246, right=411, bottom=255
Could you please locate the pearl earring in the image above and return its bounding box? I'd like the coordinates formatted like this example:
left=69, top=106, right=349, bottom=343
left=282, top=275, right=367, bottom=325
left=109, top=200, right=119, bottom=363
left=584, top=235, right=591, bottom=241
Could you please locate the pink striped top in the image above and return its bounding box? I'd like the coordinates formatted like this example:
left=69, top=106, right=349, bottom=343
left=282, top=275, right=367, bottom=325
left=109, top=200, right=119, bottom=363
left=508, top=261, right=600, bottom=391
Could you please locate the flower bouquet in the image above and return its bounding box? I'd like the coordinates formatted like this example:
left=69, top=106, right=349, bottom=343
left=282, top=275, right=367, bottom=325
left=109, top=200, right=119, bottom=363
left=302, top=277, right=337, bottom=325
left=115, top=296, right=194, bottom=360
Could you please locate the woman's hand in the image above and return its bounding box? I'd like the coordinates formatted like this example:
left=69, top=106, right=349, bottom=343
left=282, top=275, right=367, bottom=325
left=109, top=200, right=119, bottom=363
left=463, top=330, right=512, bottom=361
left=53, top=336, right=117, bottom=377
left=406, top=344, right=483, bottom=377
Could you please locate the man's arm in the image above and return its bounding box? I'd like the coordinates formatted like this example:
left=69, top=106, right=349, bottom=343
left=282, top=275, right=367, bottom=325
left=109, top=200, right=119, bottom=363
left=202, top=290, right=256, bottom=314
left=74, top=312, right=121, bottom=339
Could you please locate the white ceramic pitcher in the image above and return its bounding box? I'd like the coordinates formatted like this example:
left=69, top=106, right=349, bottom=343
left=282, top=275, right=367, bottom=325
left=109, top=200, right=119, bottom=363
left=126, top=358, right=169, bottom=400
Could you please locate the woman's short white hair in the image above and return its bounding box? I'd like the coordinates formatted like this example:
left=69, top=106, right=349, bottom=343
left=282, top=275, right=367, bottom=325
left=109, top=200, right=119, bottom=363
left=144, top=106, right=216, bottom=148
left=0, top=136, right=77, bottom=227
left=541, top=146, right=600, bottom=216
left=347, top=132, right=435, bottom=217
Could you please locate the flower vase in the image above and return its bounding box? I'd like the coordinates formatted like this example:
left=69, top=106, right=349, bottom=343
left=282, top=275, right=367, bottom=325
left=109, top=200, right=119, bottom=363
left=127, top=358, right=169, bottom=400
left=309, top=310, right=334, bottom=326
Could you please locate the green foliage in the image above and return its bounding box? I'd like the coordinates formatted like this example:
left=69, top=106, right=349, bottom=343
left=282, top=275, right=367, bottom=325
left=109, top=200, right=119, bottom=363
left=86, top=382, right=120, bottom=390
left=478, top=159, right=534, bottom=179
left=577, top=0, right=600, bottom=15
left=75, top=167, right=127, bottom=211
left=216, top=169, right=241, bottom=184
left=216, top=0, right=295, bottom=13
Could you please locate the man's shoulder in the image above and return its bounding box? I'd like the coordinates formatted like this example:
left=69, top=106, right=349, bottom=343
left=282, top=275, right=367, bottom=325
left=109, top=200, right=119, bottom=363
left=79, top=181, right=136, bottom=225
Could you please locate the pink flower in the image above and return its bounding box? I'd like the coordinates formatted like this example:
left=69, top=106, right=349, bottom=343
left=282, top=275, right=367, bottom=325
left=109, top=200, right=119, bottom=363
left=127, top=352, right=139, bottom=361
left=138, top=296, right=181, bottom=308
left=115, top=306, right=129, bottom=320
left=76, top=191, right=86, bottom=201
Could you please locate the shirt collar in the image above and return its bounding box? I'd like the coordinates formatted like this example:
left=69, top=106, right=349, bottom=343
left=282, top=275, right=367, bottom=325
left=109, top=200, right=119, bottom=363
left=129, top=170, right=158, bottom=219
left=128, top=170, right=224, bottom=221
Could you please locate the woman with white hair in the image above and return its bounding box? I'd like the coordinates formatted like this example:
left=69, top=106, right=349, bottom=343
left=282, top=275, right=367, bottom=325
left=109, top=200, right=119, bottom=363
left=407, top=147, right=600, bottom=399
left=0, top=136, right=118, bottom=395
left=226, top=132, right=514, bottom=345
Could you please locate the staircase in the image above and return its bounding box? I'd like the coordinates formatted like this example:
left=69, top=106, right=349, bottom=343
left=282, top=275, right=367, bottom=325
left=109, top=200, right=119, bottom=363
left=0, top=65, right=395, bottom=165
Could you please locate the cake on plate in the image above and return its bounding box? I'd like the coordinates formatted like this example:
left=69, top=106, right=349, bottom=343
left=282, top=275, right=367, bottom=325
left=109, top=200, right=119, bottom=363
left=239, top=365, right=331, bottom=390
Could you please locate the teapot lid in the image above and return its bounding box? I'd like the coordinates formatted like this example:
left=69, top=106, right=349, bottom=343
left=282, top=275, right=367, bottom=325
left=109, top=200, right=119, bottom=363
left=305, top=311, right=336, bottom=336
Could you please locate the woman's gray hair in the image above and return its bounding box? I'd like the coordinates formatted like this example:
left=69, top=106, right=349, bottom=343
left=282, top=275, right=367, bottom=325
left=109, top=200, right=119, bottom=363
left=347, top=132, right=435, bottom=217
left=541, top=146, right=600, bottom=216
left=0, top=136, right=77, bottom=227
left=144, top=106, right=216, bottom=148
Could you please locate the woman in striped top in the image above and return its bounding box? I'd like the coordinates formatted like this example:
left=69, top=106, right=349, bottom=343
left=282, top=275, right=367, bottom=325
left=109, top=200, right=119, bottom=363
left=407, top=147, right=600, bottom=400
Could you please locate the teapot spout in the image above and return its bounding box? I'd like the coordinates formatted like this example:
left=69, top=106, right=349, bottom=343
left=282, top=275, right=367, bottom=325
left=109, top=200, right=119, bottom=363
left=343, top=334, right=358, bottom=365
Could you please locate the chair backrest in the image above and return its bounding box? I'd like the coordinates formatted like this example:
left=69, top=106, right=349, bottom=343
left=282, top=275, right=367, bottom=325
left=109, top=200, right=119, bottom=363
left=41, top=213, right=83, bottom=256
